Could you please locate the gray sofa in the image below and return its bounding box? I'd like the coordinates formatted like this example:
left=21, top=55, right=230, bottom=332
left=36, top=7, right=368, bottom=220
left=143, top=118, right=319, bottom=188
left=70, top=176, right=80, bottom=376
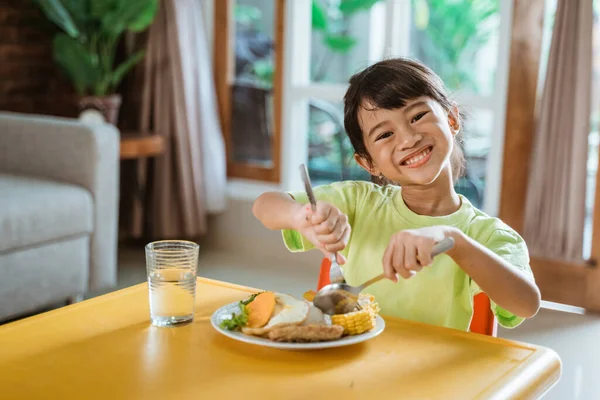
left=0, top=112, right=119, bottom=321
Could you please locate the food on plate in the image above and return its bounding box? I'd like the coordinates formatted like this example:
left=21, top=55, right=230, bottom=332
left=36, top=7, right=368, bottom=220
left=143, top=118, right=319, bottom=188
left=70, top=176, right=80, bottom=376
left=309, top=291, right=380, bottom=336
left=331, top=309, right=376, bottom=335
left=218, top=292, right=262, bottom=331
left=219, top=290, right=380, bottom=343
left=246, top=291, right=276, bottom=328
left=242, top=294, right=309, bottom=336
left=267, top=324, right=344, bottom=342
left=303, top=290, right=317, bottom=302
left=331, top=305, right=377, bottom=336
left=304, top=303, right=326, bottom=325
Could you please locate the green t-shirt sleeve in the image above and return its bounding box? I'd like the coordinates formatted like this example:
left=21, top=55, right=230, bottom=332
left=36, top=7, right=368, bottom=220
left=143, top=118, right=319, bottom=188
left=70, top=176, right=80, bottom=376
left=471, top=227, right=535, bottom=329
left=281, top=181, right=361, bottom=253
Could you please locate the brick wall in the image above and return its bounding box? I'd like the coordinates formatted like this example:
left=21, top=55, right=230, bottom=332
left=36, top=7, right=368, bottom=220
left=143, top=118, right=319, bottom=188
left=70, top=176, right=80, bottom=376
left=0, top=0, right=77, bottom=116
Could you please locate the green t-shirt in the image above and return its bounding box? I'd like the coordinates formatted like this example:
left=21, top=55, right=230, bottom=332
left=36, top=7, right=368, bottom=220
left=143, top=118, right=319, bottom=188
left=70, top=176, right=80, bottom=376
left=282, top=181, right=534, bottom=331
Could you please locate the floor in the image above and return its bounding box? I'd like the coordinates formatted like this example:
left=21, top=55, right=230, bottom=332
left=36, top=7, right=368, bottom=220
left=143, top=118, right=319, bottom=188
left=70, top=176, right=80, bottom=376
left=115, top=245, right=600, bottom=400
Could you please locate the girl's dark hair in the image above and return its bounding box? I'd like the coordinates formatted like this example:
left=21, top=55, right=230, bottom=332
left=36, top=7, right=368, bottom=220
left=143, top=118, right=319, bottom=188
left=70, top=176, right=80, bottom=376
left=343, top=58, right=465, bottom=183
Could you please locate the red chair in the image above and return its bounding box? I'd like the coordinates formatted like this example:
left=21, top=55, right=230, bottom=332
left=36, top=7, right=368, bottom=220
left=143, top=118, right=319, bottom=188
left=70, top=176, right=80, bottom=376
left=316, top=257, right=497, bottom=336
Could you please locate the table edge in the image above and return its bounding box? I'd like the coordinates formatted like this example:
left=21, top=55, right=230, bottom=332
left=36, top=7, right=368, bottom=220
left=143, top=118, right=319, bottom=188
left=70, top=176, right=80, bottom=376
left=476, top=346, right=562, bottom=400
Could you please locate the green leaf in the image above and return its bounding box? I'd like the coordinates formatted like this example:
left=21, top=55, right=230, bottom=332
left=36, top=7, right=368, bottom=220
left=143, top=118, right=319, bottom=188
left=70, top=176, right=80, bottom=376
left=339, top=0, right=383, bottom=15
left=102, top=0, right=158, bottom=37
left=219, top=302, right=249, bottom=331
left=323, top=34, right=357, bottom=53
left=90, top=0, right=118, bottom=20
left=412, top=0, right=499, bottom=94
left=61, top=0, right=97, bottom=37
left=312, top=0, right=327, bottom=31
left=252, top=59, right=274, bottom=88
left=111, top=50, right=145, bottom=89
left=220, top=292, right=263, bottom=331
left=234, top=5, right=262, bottom=26
left=241, top=292, right=264, bottom=306
left=127, top=0, right=159, bottom=32
left=53, top=33, right=97, bottom=95
left=38, top=0, right=159, bottom=96
left=36, top=0, right=80, bottom=38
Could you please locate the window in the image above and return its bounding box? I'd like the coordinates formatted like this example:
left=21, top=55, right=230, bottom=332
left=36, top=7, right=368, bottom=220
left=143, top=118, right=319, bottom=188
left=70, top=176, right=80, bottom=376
left=307, top=99, right=370, bottom=186
left=410, top=0, right=500, bottom=97
left=407, top=0, right=504, bottom=210
left=215, top=0, right=514, bottom=214
left=231, top=2, right=276, bottom=166
left=214, top=0, right=284, bottom=183
left=310, top=1, right=377, bottom=83
left=283, top=0, right=512, bottom=214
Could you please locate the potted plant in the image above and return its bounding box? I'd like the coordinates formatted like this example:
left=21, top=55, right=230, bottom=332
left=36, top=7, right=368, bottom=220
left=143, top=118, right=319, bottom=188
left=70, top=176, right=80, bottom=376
left=35, top=0, right=159, bottom=124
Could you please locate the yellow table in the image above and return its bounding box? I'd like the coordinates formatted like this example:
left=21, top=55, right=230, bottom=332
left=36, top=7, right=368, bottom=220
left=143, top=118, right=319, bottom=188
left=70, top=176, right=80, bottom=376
left=0, top=278, right=561, bottom=399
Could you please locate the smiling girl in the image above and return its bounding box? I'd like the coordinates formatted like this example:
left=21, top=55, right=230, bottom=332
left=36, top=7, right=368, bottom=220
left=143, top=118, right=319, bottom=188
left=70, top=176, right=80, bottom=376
left=252, top=58, right=540, bottom=331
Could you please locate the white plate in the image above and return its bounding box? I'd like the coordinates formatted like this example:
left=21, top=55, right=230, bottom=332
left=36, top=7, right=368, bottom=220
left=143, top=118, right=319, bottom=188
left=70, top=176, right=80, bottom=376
left=210, top=301, right=385, bottom=350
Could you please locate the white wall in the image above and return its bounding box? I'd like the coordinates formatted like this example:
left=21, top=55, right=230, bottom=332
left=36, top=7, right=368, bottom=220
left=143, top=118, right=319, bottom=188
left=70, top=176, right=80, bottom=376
left=203, top=197, right=323, bottom=267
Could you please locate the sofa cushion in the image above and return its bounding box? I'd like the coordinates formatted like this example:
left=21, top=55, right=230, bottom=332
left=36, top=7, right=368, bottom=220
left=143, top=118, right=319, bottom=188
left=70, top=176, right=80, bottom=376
left=0, top=173, right=93, bottom=252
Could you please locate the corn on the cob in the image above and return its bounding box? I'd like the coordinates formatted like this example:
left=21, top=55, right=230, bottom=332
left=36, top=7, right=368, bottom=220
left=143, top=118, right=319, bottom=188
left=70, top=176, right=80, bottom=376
left=331, top=295, right=380, bottom=335
left=331, top=309, right=375, bottom=335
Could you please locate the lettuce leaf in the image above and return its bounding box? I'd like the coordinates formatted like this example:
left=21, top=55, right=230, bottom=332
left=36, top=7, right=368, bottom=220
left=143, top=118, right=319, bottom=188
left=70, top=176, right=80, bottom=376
left=219, top=292, right=264, bottom=331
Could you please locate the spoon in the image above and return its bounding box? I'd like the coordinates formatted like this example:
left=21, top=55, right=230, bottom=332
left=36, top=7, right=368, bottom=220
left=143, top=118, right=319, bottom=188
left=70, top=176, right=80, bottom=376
left=299, top=164, right=345, bottom=284
left=313, top=237, right=455, bottom=315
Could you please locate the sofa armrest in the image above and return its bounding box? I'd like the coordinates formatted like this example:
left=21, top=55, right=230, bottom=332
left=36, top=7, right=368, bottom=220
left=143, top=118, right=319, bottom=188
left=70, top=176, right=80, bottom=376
left=0, top=112, right=120, bottom=291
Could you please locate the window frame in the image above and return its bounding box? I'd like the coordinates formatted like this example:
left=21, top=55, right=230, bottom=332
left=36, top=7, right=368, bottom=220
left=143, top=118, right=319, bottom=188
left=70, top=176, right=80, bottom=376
left=213, top=0, right=285, bottom=183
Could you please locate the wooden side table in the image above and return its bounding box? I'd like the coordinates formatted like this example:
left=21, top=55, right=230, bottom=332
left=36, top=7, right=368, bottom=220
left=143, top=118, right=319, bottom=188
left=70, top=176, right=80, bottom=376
left=119, top=133, right=166, bottom=238
left=120, top=133, right=166, bottom=160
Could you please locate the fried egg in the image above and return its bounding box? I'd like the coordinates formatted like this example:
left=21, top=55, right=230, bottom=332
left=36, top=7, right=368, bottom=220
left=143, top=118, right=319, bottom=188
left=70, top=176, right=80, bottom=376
left=242, top=293, right=309, bottom=336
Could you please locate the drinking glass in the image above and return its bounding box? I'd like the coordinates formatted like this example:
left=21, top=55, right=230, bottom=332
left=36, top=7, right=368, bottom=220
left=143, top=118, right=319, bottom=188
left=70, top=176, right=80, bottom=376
left=145, top=240, right=199, bottom=327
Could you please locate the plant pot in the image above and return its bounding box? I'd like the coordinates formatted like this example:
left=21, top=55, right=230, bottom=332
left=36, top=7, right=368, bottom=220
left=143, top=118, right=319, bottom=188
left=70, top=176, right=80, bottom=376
left=78, top=94, right=122, bottom=125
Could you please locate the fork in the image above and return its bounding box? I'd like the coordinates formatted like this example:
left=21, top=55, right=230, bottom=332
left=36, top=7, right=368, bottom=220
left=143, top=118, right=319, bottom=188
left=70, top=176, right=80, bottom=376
left=328, top=254, right=345, bottom=284
left=299, top=164, right=346, bottom=284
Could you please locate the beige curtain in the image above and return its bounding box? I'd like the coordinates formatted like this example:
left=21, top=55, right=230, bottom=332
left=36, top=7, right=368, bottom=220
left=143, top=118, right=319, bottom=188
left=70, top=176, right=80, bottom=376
left=524, top=0, right=593, bottom=261
left=133, top=0, right=227, bottom=238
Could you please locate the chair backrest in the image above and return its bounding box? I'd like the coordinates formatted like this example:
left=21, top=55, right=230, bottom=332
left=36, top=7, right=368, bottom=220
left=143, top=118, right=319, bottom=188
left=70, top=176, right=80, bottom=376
left=316, top=257, right=497, bottom=336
